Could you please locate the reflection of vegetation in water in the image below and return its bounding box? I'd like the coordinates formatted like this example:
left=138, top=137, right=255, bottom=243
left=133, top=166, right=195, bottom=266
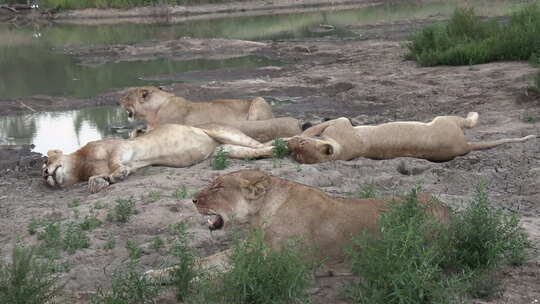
left=0, top=115, right=37, bottom=144
left=0, top=106, right=127, bottom=152
left=73, top=106, right=127, bottom=139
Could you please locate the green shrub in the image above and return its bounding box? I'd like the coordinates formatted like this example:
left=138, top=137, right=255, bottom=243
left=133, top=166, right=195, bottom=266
left=345, top=183, right=531, bottom=303
left=103, top=233, right=116, bottom=250
left=91, top=262, right=162, bottom=304
left=211, top=147, right=229, bottom=170
left=271, top=138, right=290, bottom=159
left=62, top=222, right=90, bottom=254
left=79, top=214, right=102, bottom=231
left=345, top=186, right=454, bottom=304
left=110, top=198, right=137, bottom=223
left=355, top=181, right=377, bottom=198
left=443, top=183, right=531, bottom=269
left=0, top=244, right=61, bottom=304
left=149, top=236, right=164, bottom=250
left=406, top=4, right=540, bottom=66
left=173, top=185, right=189, bottom=200
left=125, top=239, right=143, bottom=260
left=212, top=229, right=314, bottom=304
left=168, top=223, right=200, bottom=301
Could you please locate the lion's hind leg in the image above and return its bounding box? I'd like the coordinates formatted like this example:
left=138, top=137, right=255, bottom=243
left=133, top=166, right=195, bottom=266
left=247, top=97, right=274, bottom=120
left=202, top=124, right=265, bottom=148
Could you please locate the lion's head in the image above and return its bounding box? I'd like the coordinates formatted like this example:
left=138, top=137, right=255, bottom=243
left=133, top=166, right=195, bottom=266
left=193, top=170, right=271, bottom=231
left=42, top=150, right=78, bottom=188
left=287, top=136, right=338, bottom=164
left=119, top=86, right=165, bottom=121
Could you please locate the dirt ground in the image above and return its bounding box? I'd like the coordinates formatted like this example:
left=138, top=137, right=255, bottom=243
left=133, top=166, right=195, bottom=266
left=1, top=3, right=539, bottom=304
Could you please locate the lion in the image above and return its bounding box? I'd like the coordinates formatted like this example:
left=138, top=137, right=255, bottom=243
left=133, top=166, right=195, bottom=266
left=145, top=170, right=450, bottom=279
left=193, top=170, right=450, bottom=264
left=42, top=124, right=277, bottom=193
left=287, top=112, right=537, bottom=164
left=119, top=86, right=274, bottom=130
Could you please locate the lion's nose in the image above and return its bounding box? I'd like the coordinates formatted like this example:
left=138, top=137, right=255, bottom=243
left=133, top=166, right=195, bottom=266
left=192, top=199, right=198, bottom=204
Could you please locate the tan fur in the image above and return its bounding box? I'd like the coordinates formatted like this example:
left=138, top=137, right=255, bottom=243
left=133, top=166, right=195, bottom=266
left=42, top=125, right=276, bottom=193
left=119, top=86, right=274, bottom=130
left=193, top=170, right=450, bottom=265
left=287, top=112, right=537, bottom=164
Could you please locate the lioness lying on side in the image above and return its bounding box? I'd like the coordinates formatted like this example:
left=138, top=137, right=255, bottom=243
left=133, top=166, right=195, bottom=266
left=120, top=86, right=273, bottom=129
left=42, top=125, right=275, bottom=193
left=287, top=112, right=537, bottom=164
left=146, top=170, right=450, bottom=278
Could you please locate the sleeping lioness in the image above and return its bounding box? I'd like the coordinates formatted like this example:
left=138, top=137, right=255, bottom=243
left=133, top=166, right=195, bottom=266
left=119, top=86, right=273, bottom=130
left=287, top=112, right=537, bottom=164
left=42, top=125, right=275, bottom=193
left=145, top=170, right=450, bottom=279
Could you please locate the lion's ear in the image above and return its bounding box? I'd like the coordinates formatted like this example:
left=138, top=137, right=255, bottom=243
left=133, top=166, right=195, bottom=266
left=321, top=143, right=333, bottom=155
left=240, top=176, right=270, bottom=200
left=139, top=88, right=151, bottom=101
left=47, top=149, right=63, bottom=157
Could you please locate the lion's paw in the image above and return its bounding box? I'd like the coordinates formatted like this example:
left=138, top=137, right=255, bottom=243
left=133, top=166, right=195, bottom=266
left=88, top=176, right=110, bottom=193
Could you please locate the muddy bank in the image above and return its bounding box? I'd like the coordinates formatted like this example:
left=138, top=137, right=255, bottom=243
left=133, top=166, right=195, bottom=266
left=1, top=0, right=378, bottom=23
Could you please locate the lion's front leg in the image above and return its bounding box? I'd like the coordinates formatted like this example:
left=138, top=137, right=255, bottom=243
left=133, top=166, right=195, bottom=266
left=220, top=144, right=274, bottom=159
left=87, top=166, right=131, bottom=193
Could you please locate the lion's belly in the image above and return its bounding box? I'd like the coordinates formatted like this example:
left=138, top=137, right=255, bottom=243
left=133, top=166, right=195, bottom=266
left=126, top=125, right=218, bottom=168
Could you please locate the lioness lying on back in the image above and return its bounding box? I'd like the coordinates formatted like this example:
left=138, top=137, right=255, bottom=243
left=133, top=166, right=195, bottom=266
left=120, top=86, right=273, bottom=130
left=146, top=170, right=450, bottom=278
left=42, top=125, right=275, bottom=193
left=287, top=112, right=537, bottom=164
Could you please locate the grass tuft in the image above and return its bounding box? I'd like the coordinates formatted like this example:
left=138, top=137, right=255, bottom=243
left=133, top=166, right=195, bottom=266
left=0, top=244, right=61, bottom=304
left=271, top=138, right=290, bottom=159
left=168, top=223, right=200, bottom=301
left=109, top=198, right=137, bottom=223
left=212, top=147, right=230, bottom=170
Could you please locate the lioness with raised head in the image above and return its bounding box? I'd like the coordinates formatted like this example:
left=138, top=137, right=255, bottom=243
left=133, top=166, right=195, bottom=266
left=193, top=169, right=450, bottom=264
left=42, top=125, right=275, bottom=193
left=120, top=86, right=273, bottom=130
left=287, top=112, right=537, bottom=164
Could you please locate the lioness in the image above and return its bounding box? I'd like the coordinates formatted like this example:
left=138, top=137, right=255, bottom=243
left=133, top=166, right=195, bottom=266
left=42, top=125, right=275, bottom=193
left=194, top=169, right=450, bottom=264
left=120, top=86, right=273, bottom=129
left=287, top=112, right=537, bottom=164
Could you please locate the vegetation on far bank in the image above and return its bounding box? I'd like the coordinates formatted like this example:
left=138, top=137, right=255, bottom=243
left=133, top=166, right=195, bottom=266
left=0, top=0, right=244, bottom=9
left=406, top=2, right=540, bottom=90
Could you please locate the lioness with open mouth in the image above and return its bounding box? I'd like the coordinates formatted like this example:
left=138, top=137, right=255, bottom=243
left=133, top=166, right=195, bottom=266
left=120, top=86, right=274, bottom=129
left=42, top=125, right=275, bottom=193
left=145, top=169, right=450, bottom=278
left=287, top=112, right=537, bottom=164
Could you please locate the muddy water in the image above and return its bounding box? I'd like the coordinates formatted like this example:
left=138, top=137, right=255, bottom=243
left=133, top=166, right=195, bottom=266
left=0, top=0, right=528, bottom=154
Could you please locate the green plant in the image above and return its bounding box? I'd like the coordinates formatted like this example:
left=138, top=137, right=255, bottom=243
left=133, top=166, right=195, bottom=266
left=68, top=199, right=80, bottom=208
left=355, top=181, right=377, bottom=198
left=144, top=190, right=161, bottom=204
left=110, top=198, right=137, bottom=223
left=271, top=138, right=290, bottom=159
left=173, top=185, right=189, bottom=200
left=79, top=214, right=102, bottom=231
left=213, top=229, right=314, bottom=304
left=62, top=222, right=90, bottom=254
left=91, top=262, right=162, bottom=304
left=0, top=244, right=61, bottom=304
left=103, top=233, right=116, bottom=250
left=36, top=222, right=62, bottom=258
left=168, top=223, right=200, bottom=301
left=345, top=185, right=454, bottom=304
left=149, top=236, right=164, bottom=250
left=94, top=201, right=106, bottom=209
left=126, top=240, right=143, bottom=260
left=211, top=147, right=229, bottom=170
left=27, top=217, right=40, bottom=235
left=443, top=182, right=531, bottom=269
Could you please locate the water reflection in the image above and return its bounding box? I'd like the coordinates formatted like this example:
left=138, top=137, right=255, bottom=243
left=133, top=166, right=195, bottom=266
left=0, top=106, right=128, bottom=155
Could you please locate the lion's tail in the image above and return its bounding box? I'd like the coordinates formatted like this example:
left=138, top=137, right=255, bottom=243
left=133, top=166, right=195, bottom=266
left=463, top=112, right=479, bottom=129
left=468, top=135, right=537, bottom=151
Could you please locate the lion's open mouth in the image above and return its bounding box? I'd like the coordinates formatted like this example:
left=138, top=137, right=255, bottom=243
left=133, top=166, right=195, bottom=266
left=42, top=165, right=62, bottom=188
left=207, top=215, right=224, bottom=231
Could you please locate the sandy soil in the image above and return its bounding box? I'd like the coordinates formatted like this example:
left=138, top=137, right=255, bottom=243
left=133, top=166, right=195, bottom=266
left=0, top=11, right=539, bottom=304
